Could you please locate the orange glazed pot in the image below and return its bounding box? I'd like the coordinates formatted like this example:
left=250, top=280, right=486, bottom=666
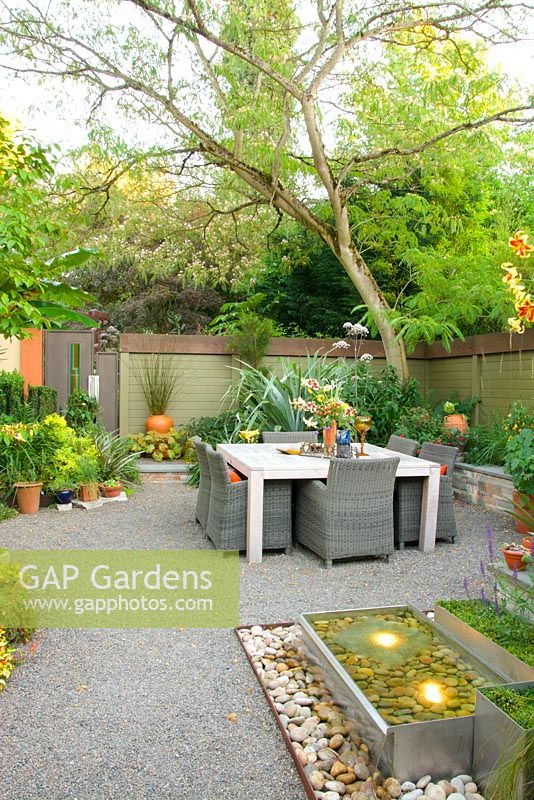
left=146, top=414, right=173, bottom=434
left=14, top=482, right=42, bottom=515
left=444, top=413, right=468, bottom=434
left=322, top=421, right=337, bottom=450
left=513, top=490, right=534, bottom=535
left=502, top=547, right=527, bottom=572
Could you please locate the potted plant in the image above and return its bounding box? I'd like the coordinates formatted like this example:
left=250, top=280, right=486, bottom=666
left=504, top=428, right=534, bottom=534
left=77, top=457, right=100, bottom=502
left=443, top=400, right=468, bottom=434
left=133, top=353, right=181, bottom=434
left=502, top=543, right=531, bottom=572
left=99, top=478, right=123, bottom=498
left=291, top=379, right=355, bottom=454
left=48, top=481, right=75, bottom=505
left=12, top=466, right=42, bottom=515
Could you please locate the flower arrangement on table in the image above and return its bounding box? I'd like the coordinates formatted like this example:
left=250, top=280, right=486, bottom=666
left=291, top=379, right=356, bottom=452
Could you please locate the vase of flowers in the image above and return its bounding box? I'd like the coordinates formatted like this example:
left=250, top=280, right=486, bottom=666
left=291, top=379, right=355, bottom=455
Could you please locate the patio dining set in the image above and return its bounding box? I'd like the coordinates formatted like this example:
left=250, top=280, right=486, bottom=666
left=192, top=433, right=459, bottom=567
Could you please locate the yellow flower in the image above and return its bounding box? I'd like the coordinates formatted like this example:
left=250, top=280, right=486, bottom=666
left=509, top=231, right=534, bottom=258
left=508, top=316, right=525, bottom=334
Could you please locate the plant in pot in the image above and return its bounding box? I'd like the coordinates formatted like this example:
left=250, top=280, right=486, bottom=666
left=77, top=456, right=100, bottom=502
left=504, top=427, right=534, bottom=535
left=502, top=542, right=532, bottom=573
left=48, top=480, right=76, bottom=505
left=99, top=477, right=123, bottom=498
left=443, top=400, right=468, bottom=434
left=133, top=354, right=182, bottom=434
left=12, top=464, right=42, bottom=515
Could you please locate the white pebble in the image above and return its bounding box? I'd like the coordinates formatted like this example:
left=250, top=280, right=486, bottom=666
left=324, top=781, right=345, bottom=793
left=250, top=625, right=263, bottom=636
left=401, top=783, right=417, bottom=792
left=417, top=776, right=432, bottom=789
left=450, top=778, right=465, bottom=795
left=464, top=785, right=477, bottom=795
left=454, top=776, right=472, bottom=785
left=403, top=792, right=424, bottom=800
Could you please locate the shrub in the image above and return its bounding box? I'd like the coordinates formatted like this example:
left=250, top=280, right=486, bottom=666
left=464, top=416, right=509, bottom=465
left=186, top=410, right=243, bottom=445
left=227, top=311, right=277, bottom=368
left=0, top=371, right=25, bottom=421
left=395, top=406, right=444, bottom=444
left=0, top=627, right=16, bottom=692
left=0, top=504, right=17, bottom=522
left=64, top=390, right=99, bottom=433
left=129, top=428, right=194, bottom=462
left=93, top=430, right=140, bottom=485
left=504, top=427, right=534, bottom=494
left=27, top=385, right=58, bottom=420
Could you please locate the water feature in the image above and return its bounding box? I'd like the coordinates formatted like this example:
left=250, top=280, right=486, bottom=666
left=298, top=606, right=507, bottom=781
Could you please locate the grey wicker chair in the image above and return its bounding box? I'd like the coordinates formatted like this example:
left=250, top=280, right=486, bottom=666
left=262, top=431, right=319, bottom=444
left=394, top=442, right=459, bottom=549
left=205, top=449, right=293, bottom=552
left=192, top=438, right=213, bottom=530
left=294, top=456, right=400, bottom=567
left=387, top=434, right=419, bottom=456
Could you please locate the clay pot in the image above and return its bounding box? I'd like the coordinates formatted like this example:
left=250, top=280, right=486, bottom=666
left=100, top=483, right=123, bottom=498
left=14, top=482, right=42, bottom=515
left=513, top=490, right=534, bottom=535
left=444, top=413, right=468, bottom=434
left=502, top=547, right=527, bottom=572
left=146, top=414, right=173, bottom=434
left=79, top=483, right=99, bottom=502
left=322, top=421, right=337, bottom=451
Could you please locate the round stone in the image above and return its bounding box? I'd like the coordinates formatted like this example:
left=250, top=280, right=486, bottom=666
left=403, top=793, right=424, bottom=800
left=449, top=778, right=465, bottom=795
left=464, top=785, right=477, bottom=795
left=330, top=734, right=345, bottom=750
left=401, top=782, right=417, bottom=792
left=425, top=786, right=446, bottom=800
left=383, top=777, right=402, bottom=797
left=325, top=780, right=346, bottom=794
left=416, top=776, right=432, bottom=789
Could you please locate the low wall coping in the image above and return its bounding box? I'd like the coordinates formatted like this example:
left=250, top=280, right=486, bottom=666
left=137, top=461, right=192, bottom=474
left=455, top=462, right=512, bottom=482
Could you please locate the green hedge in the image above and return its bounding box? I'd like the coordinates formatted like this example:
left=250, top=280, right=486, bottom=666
left=27, top=385, right=58, bottom=420
left=0, top=371, right=25, bottom=420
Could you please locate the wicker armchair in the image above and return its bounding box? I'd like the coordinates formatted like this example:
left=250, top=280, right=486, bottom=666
left=394, top=442, right=459, bottom=549
left=386, top=434, right=419, bottom=457
left=294, top=456, right=399, bottom=567
left=192, top=438, right=213, bottom=530
left=205, top=449, right=292, bottom=552
left=262, top=431, right=319, bottom=444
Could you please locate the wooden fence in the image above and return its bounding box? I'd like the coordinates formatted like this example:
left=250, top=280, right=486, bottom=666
left=119, top=331, right=534, bottom=435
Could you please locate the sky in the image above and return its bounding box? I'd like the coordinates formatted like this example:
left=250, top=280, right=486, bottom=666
left=1, top=21, right=532, bottom=156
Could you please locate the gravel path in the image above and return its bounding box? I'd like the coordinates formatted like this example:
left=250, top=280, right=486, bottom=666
left=0, top=482, right=514, bottom=800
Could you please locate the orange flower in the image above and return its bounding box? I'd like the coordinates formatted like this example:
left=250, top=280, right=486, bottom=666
left=516, top=296, right=534, bottom=324
left=501, top=263, right=519, bottom=283
left=508, top=316, right=525, bottom=334
left=509, top=231, right=534, bottom=258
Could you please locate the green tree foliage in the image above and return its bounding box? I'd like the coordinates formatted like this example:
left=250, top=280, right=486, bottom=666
left=0, top=116, right=96, bottom=337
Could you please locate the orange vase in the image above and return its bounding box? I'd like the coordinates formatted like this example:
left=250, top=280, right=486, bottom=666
left=323, top=421, right=337, bottom=452
left=513, top=490, right=534, bottom=535
left=146, top=414, right=173, bottom=434
left=444, top=414, right=468, bottom=434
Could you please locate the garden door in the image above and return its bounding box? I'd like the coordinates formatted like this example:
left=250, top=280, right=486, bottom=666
left=44, top=330, right=94, bottom=411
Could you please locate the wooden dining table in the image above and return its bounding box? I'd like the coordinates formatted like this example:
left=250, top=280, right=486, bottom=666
left=217, top=442, right=441, bottom=564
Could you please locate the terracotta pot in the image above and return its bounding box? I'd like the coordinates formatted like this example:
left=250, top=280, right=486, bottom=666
left=513, top=490, right=534, bottom=535
left=322, top=421, right=337, bottom=451
left=502, top=547, right=527, bottom=572
left=80, top=483, right=99, bottom=502
left=14, top=482, right=42, bottom=515
left=100, top=484, right=123, bottom=498
left=444, top=413, right=468, bottom=434
left=146, top=414, right=173, bottom=434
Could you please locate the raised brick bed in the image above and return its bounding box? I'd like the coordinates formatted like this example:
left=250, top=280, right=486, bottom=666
left=453, top=462, right=513, bottom=513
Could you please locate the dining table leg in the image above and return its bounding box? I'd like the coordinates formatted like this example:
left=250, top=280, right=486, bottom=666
left=419, top=465, right=440, bottom=552
left=247, top=469, right=264, bottom=564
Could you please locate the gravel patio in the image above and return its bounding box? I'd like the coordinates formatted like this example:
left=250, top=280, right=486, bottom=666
left=0, top=482, right=515, bottom=800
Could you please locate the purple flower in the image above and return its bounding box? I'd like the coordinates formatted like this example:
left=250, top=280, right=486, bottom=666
left=463, top=576, right=471, bottom=599
left=480, top=559, right=486, bottom=579
left=513, top=564, right=519, bottom=580
left=493, top=582, right=501, bottom=616
left=480, top=586, right=487, bottom=603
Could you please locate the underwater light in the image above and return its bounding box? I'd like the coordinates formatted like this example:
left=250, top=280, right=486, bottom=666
left=369, top=630, right=402, bottom=648
left=420, top=681, right=444, bottom=705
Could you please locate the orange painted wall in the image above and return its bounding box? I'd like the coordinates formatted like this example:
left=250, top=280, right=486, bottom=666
left=20, top=329, right=43, bottom=388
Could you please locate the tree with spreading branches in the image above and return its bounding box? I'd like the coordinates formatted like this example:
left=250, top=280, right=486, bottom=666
left=1, top=0, right=532, bottom=377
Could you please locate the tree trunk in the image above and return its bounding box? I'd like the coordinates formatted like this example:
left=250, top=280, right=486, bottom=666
left=334, top=242, right=410, bottom=380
